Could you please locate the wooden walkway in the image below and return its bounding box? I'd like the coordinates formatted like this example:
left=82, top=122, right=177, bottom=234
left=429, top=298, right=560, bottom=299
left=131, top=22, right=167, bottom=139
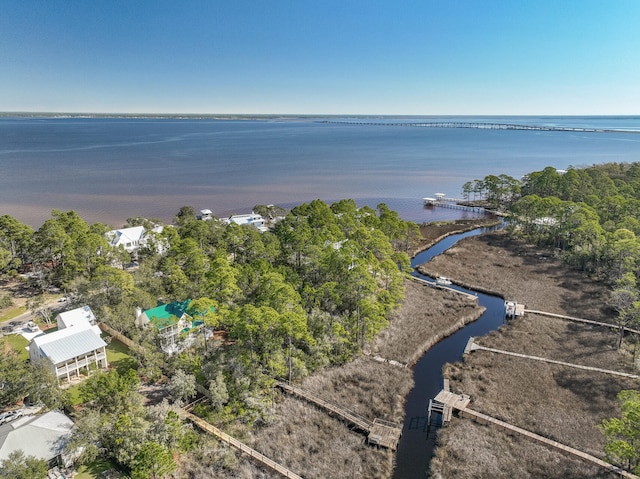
left=410, top=275, right=478, bottom=301
left=368, top=353, right=407, bottom=368
left=458, top=406, right=639, bottom=478
left=428, top=389, right=639, bottom=478
left=425, top=201, right=486, bottom=213
left=179, top=409, right=304, bottom=479
left=276, top=381, right=402, bottom=450
left=464, top=337, right=640, bottom=379
left=525, top=309, right=640, bottom=335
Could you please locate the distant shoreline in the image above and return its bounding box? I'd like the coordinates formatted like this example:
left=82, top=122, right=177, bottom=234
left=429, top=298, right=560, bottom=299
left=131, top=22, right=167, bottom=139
left=2, top=112, right=639, bottom=120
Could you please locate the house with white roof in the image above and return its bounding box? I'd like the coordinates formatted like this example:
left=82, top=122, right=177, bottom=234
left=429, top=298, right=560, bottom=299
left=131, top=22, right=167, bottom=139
left=0, top=410, right=74, bottom=468
left=106, top=226, right=146, bottom=253
left=29, top=306, right=108, bottom=382
left=199, top=209, right=213, bottom=220
left=106, top=224, right=166, bottom=255
left=223, top=212, right=268, bottom=232
left=56, top=305, right=99, bottom=334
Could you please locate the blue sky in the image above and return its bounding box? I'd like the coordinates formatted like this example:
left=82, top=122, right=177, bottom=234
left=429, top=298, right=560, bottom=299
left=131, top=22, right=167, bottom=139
left=2, top=0, right=639, bottom=115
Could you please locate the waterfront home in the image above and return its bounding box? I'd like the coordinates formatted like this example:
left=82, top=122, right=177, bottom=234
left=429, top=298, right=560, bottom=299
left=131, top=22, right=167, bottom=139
left=28, top=307, right=108, bottom=382
left=0, top=410, right=75, bottom=469
left=106, top=224, right=166, bottom=255
left=106, top=225, right=146, bottom=253
left=135, top=300, right=196, bottom=353
left=199, top=209, right=214, bottom=220
left=222, top=212, right=268, bottom=232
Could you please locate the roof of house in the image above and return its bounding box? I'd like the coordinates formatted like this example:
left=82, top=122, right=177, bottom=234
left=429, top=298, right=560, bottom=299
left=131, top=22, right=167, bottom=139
left=143, top=300, right=191, bottom=330
left=226, top=213, right=264, bottom=225
left=107, top=226, right=145, bottom=246
left=0, top=411, right=73, bottom=464
left=32, top=327, right=107, bottom=365
left=57, top=305, right=96, bottom=330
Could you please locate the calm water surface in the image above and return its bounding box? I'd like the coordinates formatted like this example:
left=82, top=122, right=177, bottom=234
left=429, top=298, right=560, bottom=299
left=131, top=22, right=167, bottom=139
left=393, top=227, right=505, bottom=478
left=1, top=117, right=638, bottom=474
left=1, top=116, right=640, bottom=227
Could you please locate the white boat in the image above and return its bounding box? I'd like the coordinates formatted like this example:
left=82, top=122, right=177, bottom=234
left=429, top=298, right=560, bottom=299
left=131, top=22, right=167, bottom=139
left=505, top=301, right=516, bottom=317
left=504, top=301, right=525, bottom=318
left=436, top=276, right=452, bottom=286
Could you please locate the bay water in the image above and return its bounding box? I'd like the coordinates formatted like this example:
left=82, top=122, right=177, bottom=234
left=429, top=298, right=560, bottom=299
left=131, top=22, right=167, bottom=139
left=2, top=116, right=640, bottom=474
left=1, top=116, right=640, bottom=228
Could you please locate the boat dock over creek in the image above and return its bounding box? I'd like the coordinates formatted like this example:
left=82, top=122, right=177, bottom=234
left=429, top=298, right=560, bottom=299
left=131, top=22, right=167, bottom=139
left=276, top=381, right=402, bottom=450
left=426, top=387, right=639, bottom=479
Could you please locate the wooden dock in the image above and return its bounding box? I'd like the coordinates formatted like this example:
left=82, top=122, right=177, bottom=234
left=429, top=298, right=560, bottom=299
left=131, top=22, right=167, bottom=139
left=179, top=409, right=304, bottom=479
left=276, top=381, right=402, bottom=450
left=427, top=390, right=470, bottom=425
left=368, top=418, right=403, bottom=449
left=410, top=275, right=478, bottom=301
left=423, top=196, right=486, bottom=213
left=428, top=390, right=639, bottom=478
left=465, top=338, right=640, bottom=379
left=525, top=309, right=640, bottom=335
left=505, top=301, right=525, bottom=318
left=458, top=406, right=640, bottom=479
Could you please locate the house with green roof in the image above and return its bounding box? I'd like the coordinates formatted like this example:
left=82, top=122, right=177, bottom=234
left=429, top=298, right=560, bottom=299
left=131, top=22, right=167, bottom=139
left=135, top=300, right=193, bottom=353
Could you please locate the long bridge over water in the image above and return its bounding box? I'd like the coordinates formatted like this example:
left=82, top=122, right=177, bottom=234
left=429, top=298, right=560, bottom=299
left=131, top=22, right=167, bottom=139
left=321, top=120, right=639, bottom=134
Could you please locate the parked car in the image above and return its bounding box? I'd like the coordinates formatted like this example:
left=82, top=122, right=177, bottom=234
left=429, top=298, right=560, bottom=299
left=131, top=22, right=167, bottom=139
left=0, top=409, right=24, bottom=425
left=26, top=321, right=39, bottom=332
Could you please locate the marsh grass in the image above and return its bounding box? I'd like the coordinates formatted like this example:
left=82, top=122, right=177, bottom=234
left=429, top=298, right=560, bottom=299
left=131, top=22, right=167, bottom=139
left=188, top=275, right=485, bottom=479
left=372, top=280, right=483, bottom=365
left=429, top=231, right=632, bottom=478
left=420, top=232, right=611, bottom=320
left=431, top=419, right=613, bottom=479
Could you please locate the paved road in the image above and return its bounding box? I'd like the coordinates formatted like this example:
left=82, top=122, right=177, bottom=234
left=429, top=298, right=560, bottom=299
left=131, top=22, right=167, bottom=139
left=0, top=298, right=67, bottom=335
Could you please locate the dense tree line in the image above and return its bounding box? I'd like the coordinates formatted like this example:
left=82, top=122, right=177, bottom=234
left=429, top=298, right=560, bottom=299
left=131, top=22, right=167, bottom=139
left=503, top=164, right=640, bottom=350
left=466, top=163, right=640, bottom=474
left=467, top=164, right=640, bottom=350
left=0, top=199, right=418, bottom=475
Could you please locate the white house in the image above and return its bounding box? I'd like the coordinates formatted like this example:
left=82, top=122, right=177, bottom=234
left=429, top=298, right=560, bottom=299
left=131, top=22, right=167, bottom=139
left=199, top=209, right=213, bottom=220
left=0, top=410, right=75, bottom=468
left=106, top=226, right=146, bottom=253
left=56, top=305, right=100, bottom=334
left=29, top=306, right=108, bottom=382
left=106, top=224, right=166, bottom=254
left=223, top=212, right=268, bottom=232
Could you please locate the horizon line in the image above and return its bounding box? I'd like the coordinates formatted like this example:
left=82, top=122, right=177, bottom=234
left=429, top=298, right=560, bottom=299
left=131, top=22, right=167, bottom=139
left=1, top=111, right=639, bottom=118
